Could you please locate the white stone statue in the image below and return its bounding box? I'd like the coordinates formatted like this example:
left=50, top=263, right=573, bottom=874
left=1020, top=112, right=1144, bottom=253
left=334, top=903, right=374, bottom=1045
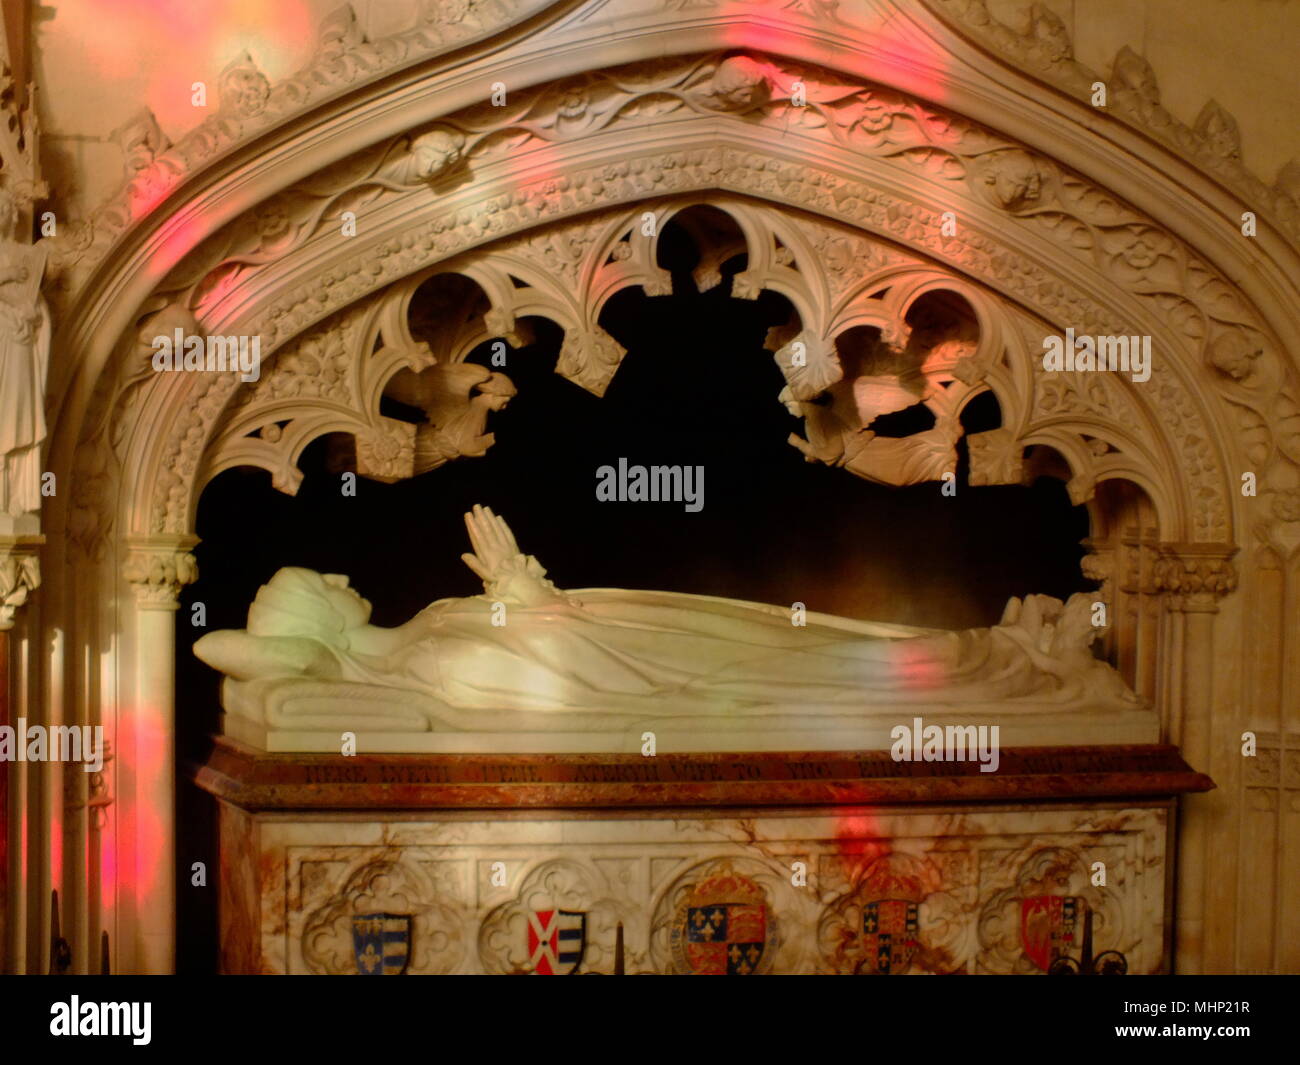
left=0, top=187, right=51, bottom=519
left=195, top=505, right=1154, bottom=753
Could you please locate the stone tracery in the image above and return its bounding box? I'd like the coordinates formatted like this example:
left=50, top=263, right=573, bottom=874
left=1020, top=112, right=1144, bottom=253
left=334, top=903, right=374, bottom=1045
left=72, top=45, right=1296, bottom=558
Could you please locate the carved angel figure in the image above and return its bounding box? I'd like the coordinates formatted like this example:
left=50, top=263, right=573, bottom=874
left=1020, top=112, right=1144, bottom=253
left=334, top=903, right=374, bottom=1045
left=194, top=506, right=1148, bottom=748
left=384, top=362, right=516, bottom=474
left=0, top=187, right=50, bottom=517
left=980, top=149, right=1042, bottom=211
left=380, top=127, right=467, bottom=186
left=780, top=371, right=959, bottom=488
left=697, top=56, right=770, bottom=111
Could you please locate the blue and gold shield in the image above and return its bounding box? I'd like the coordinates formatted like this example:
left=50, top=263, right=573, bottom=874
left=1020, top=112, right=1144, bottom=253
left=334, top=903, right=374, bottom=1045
left=352, top=913, right=411, bottom=975
left=860, top=899, right=919, bottom=975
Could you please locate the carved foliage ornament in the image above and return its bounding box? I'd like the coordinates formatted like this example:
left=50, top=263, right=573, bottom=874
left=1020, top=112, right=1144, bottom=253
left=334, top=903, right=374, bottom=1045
left=0, top=545, right=39, bottom=629
left=924, top=0, right=1300, bottom=247
left=87, top=50, right=1293, bottom=551
left=42, top=0, right=549, bottom=302
left=123, top=543, right=198, bottom=606
left=139, top=49, right=1267, bottom=540
left=132, top=193, right=1222, bottom=552
left=1151, top=546, right=1238, bottom=611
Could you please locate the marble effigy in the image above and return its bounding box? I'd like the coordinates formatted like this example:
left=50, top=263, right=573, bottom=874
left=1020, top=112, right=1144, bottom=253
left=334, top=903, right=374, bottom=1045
left=195, top=506, right=1156, bottom=753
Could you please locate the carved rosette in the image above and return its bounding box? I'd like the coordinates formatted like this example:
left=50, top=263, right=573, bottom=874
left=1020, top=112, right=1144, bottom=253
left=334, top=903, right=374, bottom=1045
left=1152, top=544, right=1238, bottom=613
left=0, top=539, right=42, bottom=630
left=123, top=539, right=199, bottom=607
left=354, top=419, right=417, bottom=483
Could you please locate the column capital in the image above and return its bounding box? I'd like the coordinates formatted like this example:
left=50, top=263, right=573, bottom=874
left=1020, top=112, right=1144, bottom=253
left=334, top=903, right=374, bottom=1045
left=0, top=535, right=43, bottom=630
left=1152, top=543, right=1238, bottom=612
left=123, top=536, right=199, bottom=609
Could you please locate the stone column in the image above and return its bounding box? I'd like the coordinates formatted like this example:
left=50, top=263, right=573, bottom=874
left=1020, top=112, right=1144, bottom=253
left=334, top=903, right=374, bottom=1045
left=1, top=536, right=41, bottom=973
left=122, top=537, right=197, bottom=974
left=1153, top=543, right=1237, bottom=974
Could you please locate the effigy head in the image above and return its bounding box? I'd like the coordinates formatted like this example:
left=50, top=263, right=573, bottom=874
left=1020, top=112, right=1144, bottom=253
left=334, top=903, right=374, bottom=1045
left=247, top=567, right=372, bottom=648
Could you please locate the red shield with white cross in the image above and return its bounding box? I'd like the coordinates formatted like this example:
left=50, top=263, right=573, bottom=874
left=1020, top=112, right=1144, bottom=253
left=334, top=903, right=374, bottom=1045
left=527, top=909, right=585, bottom=975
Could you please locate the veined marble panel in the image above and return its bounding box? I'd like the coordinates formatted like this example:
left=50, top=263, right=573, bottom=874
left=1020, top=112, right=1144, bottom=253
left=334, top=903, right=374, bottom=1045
left=223, top=802, right=1172, bottom=974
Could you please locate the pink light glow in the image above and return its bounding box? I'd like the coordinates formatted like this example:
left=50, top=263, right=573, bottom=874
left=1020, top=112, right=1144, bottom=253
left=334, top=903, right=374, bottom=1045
left=49, top=791, right=62, bottom=892
left=56, top=0, right=314, bottom=131
left=116, top=703, right=169, bottom=910
left=831, top=808, right=887, bottom=886
left=889, top=639, right=949, bottom=691
left=717, top=1, right=953, bottom=106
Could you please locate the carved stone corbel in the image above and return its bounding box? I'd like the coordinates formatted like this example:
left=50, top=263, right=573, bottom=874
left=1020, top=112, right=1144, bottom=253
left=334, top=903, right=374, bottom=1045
left=123, top=538, right=199, bottom=608
left=0, top=536, right=41, bottom=630
left=1152, top=543, right=1238, bottom=613
left=1079, top=537, right=1115, bottom=606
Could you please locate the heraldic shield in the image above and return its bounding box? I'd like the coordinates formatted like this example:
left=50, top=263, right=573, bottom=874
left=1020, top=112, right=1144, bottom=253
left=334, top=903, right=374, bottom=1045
left=528, top=909, right=586, bottom=975
left=1020, top=895, right=1081, bottom=972
left=352, top=913, right=411, bottom=975
left=672, top=872, right=769, bottom=975
left=859, top=899, right=920, bottom=975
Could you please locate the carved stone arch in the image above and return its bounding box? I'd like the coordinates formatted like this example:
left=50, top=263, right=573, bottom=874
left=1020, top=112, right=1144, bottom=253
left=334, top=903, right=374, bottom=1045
left=42, top=16, right=1300, bottom=564
left=196, top=292, right=437, bottom=498
left=118, top=190, right=1217, bottom=579
left=123, top=180, right=1233, bottom=550
left=110, top=118, right=1250, bottom=546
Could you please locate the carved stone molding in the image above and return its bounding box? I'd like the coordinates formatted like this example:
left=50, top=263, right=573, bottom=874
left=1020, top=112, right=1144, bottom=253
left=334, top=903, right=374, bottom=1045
left=299, top=853, right=468, bottom=975
left=123, top=195, right=1229, bottom=547
left=0, top=536, right=42, bottom=630
left=121, top=181, right=1243, bottom=550
left=42, top=0, right=558, bottom=304
left=923, top=0, right=1300, bottom=250
left=133, top=49, right=1264, bottom=541
left=1242, top=733, right=1300, bottom=815
left=58, top=42, right=1300, bottom=559
left=123, top=537, right=199, bottom=608
left=1152, top=543, right=1238, bottom=613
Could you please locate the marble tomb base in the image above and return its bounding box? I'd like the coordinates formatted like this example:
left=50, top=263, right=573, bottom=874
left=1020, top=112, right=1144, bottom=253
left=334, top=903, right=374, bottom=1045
left=195, top=740, right=1211, bottom=974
